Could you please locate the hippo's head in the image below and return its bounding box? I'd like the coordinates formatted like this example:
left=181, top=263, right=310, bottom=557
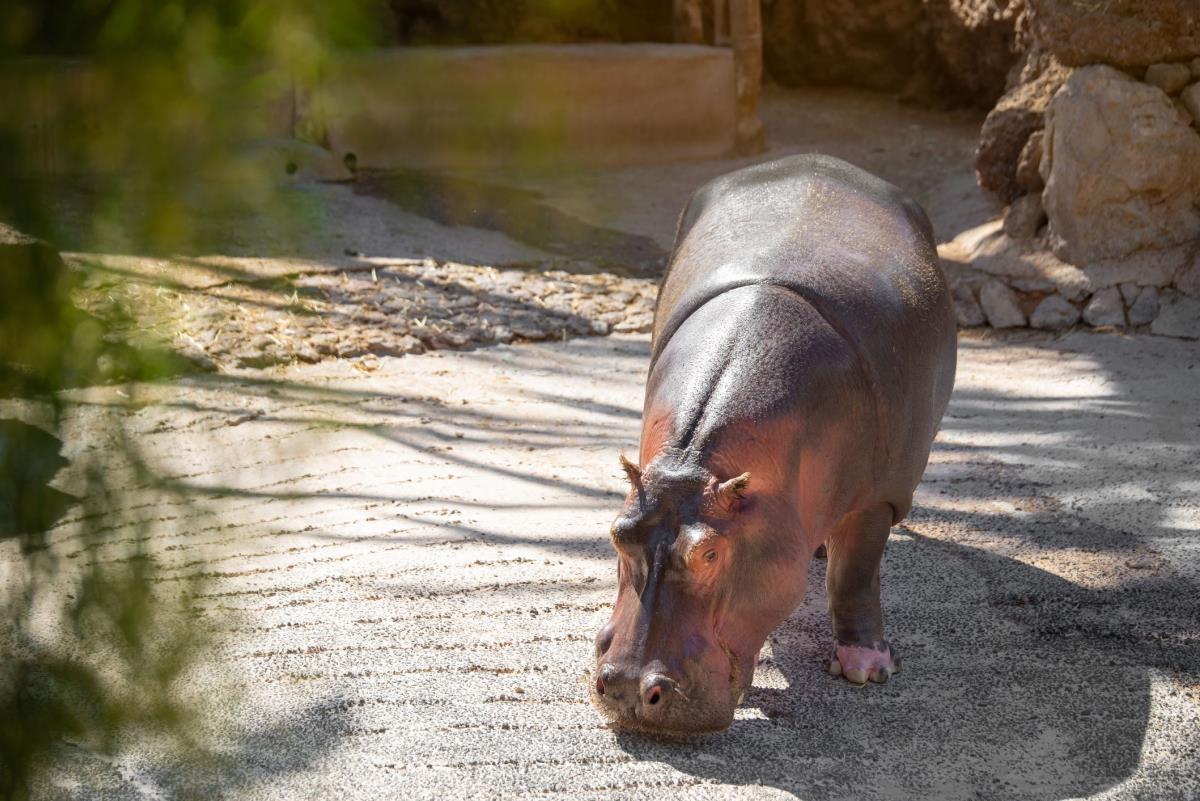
left=591, top=454, right=807, bottom=735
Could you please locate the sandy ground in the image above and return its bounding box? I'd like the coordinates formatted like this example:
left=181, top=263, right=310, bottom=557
left=12, top=86, right=1200, bottom=799
left=33, top=329, right=1200, bottom=800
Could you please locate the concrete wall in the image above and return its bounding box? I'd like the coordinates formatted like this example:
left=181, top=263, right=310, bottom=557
left=310, top=44, right=738, bottom=169
left=3, top=44, right=739, bottom=173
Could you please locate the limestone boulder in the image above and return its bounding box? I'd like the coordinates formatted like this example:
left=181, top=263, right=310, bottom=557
left=979, top=279, right=1026, bottom=327
left=951, top=281, right=986, bottom=326
left=1027, top=0, right=1200, bottom=70
left=976, top=47, right=1071, bottom=202
left=1041, top=66, right=1200, bottom=265
left=1151, top=290, right=1200, bottom=338
left=1128, top=286, right=1161, bottom=326
left=1029, top=293, right=1079, bottom=329
left=1082, top=287, right=1126, bottom=328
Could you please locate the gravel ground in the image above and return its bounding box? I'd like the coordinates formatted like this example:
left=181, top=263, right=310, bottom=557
left=14, top=329, right=1200, bottom=801
left=74, top=256, right=656, bottom=372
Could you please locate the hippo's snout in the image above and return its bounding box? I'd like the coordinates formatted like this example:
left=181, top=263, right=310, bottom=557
left=590, top=650, right=737, bottom=735
left=595, top=664, right=679, bottom=711
left=592, top=662, right=698, bottom=732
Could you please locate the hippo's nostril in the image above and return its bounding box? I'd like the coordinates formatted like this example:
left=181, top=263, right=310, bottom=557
left=642, top=673, right=674, bottom=707
left=595, top=664, right=617, bottom=699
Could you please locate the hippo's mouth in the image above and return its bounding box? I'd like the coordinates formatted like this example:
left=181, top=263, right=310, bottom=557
left=591, top=696, right=734, bottom=739
left=588, top=668, right=737, bottom=737
left=717, top=636, right=742, bottom=702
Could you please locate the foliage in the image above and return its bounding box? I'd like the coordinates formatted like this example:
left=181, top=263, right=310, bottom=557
left=0, top=2, right=378, bottom=798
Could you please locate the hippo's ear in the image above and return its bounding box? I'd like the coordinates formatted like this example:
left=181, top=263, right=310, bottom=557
left=705, top=471, right=751, bottom=515
left=618, top=454, right=642, bottom=488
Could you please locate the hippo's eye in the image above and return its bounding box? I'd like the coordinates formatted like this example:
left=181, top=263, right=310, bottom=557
left=704, top=549, right=718, bottom=563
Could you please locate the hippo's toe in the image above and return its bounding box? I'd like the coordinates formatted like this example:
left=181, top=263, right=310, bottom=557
left=829, top=641, right=899, bottom=686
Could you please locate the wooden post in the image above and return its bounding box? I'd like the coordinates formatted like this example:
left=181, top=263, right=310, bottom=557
left=673, top=0, right=704, bottom=44
left=729, top=0, right=766, bottom=154
left=712, top=0, right=731, bottom=46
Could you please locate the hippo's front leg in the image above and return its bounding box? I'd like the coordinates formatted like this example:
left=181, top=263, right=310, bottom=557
left=825, top=502, right=900, bottom=686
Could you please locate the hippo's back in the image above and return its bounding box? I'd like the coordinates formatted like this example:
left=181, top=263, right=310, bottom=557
left=651, top=154, right=957, bottom=520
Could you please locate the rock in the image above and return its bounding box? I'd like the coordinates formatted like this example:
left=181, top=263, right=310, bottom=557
left=1181, top=83, right=1200, bottom=125
left=1082, top=287, right=1126, bottom=328
left=1177, top=254, right=1200, bottom=298
left=1028, top=0, right=1200, bottom=69
left=294, top=342, right=321, bottom=362
left=1014, top=130, right=1045, bottom=193
left=234, top=348, right=283, bottom=369
left=1041, top=66, right=1200, bottom=265
left=1119, top=283, right=1140, bottom=304
left=1150, top=290, right=1200, bottom=338
left=1128, top=286, right=1161, bottom=325
left=939, top=218, right=1091, bottom=300
left=763, top=0, right=926, bottom=92
left=979, top=279, right=1026, bottom=327
left=1081, top=243, right=1192, bottom=290
left=1010, top=276, right=1055, bottom=293
left=434, top=330, right=473, bottom=348
left=976, top=48, right=1072, bottom=202
left=176, top=341, right=218, bottom=371
left=951, top=282, right=986, bottom=326
left=1144, top=62, right=1194, bottom=95
left=1029, top=293, right=1080, bottom=329
left=1193, top=57, right=1200, bottom=79
left=1003, top=193, right=1046, bottom=239
left=1175, top=98, right=1196, bottom=126
left=919, top=0, right=1026, bottom=106
left=612, top=313, right=655, bottom=334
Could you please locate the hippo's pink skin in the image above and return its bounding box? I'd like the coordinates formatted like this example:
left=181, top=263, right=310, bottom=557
left=591, top=155, right=956, bottom=735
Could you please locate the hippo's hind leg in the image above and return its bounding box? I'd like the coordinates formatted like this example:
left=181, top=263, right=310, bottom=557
left=825, top=502, right=899, bottom=686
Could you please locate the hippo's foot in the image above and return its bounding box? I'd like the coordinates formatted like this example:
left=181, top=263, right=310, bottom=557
left=828, top=640, right=899, bottom=686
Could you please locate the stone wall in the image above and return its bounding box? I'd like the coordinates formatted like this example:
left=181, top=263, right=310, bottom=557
left=763, top=0, right=1025, bottom=108
left=956, top=0, right=1200, bottom=339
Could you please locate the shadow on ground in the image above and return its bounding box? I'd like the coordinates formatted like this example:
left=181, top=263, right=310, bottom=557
left=353, top=169, right=668, bottom=275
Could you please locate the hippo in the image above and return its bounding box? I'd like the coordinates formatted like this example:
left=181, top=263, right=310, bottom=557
left=591, top=154, right=957, bottom=735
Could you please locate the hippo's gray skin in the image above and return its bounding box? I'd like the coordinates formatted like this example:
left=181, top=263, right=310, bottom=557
left=591, top=154, right=957, bottom=735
